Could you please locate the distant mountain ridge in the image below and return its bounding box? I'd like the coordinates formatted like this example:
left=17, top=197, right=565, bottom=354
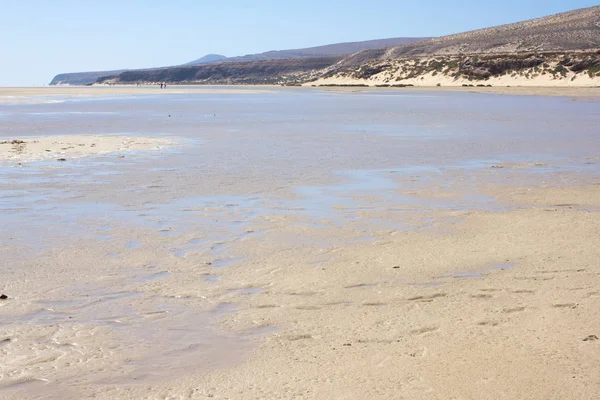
left=185, top=54, right=228, bottom=65
left=186, top=37, right=430, bottom=65
left=50, top=69, right=128, bottom=85
left=49, top=37, right=430, bottom=85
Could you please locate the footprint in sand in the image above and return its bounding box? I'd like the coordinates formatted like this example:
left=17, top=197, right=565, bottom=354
left=256, top=304, right=279, bottom=309
left=288, top=291, right=319, bottom=296
left=410, top=326, right=438, bottom=335
left=344, top=283, right=377, bottom=289
left=363, top=302, right=387, bottom=307
left=514, top=276, right=555, bottom=281
left=503, top=306, right=526, bottom=313
left=407, top=293, right=447, bottom=301
left=288, top=334, right=312, bottom=341
left=323, top=301, right=351, bottom=306
left=540, top=268, right=586, bottom=274
left=552, top=303, right=578, bottom=309
left=477, top=320, right=499, bottom=326
left=471, top=294, right=494, bottom=299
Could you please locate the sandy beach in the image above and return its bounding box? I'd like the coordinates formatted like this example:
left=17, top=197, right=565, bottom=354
left=318, top=85, right=600, bottom=98
left=1, top=87, right=599, bottom=399
left=1, top=85, right=599, bottom=106
left=0, top=86, right=279, bottom=104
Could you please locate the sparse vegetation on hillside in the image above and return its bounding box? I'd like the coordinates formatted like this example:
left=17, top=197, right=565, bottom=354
left=319, top=51, right=600, bottom=85
left=339, top=6, right=600, bottom=67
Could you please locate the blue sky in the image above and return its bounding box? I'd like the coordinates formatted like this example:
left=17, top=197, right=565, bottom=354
left=0, top=0, right=597, bottom=85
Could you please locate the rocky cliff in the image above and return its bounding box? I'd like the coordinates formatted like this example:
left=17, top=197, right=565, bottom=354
left=96, top=57, right=343, bottom=85
left=50, top=70, right=127, bottom=85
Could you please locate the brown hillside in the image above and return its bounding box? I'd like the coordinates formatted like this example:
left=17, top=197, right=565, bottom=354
left=340, top=6, right=600, bottom=67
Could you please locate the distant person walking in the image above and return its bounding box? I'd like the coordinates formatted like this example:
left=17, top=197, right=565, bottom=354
left=160, top=83, right=164, bottom=89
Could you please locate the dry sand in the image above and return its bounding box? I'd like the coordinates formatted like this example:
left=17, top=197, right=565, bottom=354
left=0, top=135, right=178, bottom=164
left=310, top=70, right=600, bottom=89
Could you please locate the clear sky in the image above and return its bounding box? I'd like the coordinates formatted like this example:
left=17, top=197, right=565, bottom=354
left=0, top=0, right=597, bottom=86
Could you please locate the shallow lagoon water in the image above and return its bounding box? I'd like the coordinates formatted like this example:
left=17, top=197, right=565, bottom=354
left=3, top=87, right=599, bottom=278
left=1, top=87, right=600, bottom=395
left=3, top=86, right=599, bottom=270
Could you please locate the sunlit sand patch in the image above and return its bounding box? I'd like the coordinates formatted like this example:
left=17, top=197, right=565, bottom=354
left=0, top=135, right=179, bottom=164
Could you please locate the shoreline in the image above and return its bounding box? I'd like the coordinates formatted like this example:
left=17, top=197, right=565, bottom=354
left=315, top=85, right=600, bottom=97
left=2, top=84, right=599, bottom=99
left=0, top=85, right=280, bottom=98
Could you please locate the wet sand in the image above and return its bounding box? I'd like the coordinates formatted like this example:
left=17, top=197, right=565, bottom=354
left=0, top=86, right=280, bottom=103
left=1, top=84, right=599, bottom=102
left=0, top=135, right=177, bottom=163
left=1, top=87, right=599, bottom=399
left=189, top=184, right=600, bottom=400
